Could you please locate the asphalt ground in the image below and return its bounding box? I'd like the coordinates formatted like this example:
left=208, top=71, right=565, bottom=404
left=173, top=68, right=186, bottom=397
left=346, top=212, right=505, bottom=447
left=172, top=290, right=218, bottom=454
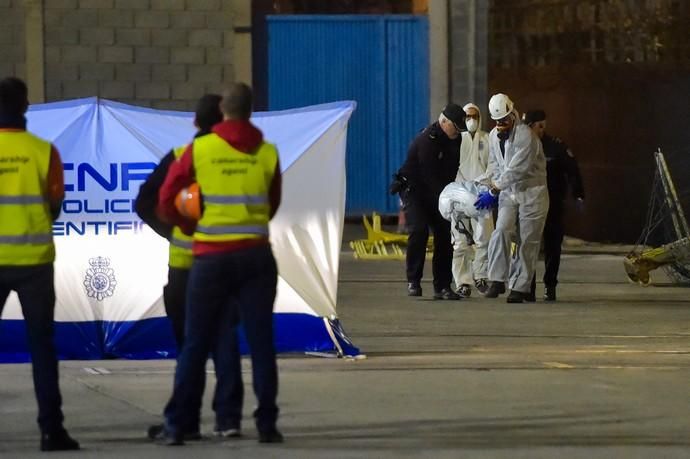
left=1, top=225, right=689, bottom=458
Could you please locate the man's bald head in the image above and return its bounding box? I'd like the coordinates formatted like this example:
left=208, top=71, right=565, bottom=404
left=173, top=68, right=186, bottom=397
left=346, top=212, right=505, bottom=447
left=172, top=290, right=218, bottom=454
left=220, top=83, right=253, bottom=120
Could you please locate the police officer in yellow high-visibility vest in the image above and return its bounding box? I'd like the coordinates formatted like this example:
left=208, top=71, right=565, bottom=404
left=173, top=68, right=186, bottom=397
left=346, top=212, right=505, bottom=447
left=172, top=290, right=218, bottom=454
left=135, top=94, right=243, bottom=440
left=157, top=83, right=283, bottom=445
left=0, top=77, right=79, bottom=451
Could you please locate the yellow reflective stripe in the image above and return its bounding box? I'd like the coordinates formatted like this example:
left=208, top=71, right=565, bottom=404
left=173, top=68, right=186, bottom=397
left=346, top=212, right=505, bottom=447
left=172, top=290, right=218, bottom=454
left=0, top=233, right=52, bottom=244
left=170, top=237, right=193, bottom=250
left=196, top=224, right=268, bottom=236
left=203, top=194, right=268, bottom=205
left=0, top=195, right=45, bottom=204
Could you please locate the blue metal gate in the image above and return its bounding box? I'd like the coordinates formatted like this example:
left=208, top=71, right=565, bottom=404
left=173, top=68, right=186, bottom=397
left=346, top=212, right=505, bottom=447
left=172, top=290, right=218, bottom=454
left=268, top=15, right=429, bottom=214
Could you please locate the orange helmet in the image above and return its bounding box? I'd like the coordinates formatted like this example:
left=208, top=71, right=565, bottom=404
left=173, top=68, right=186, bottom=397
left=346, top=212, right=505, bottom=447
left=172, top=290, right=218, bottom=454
left=174, top=182, right=202, bottom=221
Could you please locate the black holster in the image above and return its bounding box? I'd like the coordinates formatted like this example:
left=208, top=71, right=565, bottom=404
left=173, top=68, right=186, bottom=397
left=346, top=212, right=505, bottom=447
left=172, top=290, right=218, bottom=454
left=389, top=172, right=410, bottom=196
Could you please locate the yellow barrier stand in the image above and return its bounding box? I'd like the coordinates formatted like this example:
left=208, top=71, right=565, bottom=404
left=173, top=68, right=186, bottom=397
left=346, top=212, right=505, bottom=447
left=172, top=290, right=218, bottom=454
left=350, top=213, right=433, bottom=260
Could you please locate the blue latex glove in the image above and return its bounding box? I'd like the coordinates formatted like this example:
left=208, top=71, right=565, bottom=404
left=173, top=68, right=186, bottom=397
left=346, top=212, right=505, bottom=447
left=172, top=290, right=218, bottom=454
left=474, top=191, right=498, bottom=210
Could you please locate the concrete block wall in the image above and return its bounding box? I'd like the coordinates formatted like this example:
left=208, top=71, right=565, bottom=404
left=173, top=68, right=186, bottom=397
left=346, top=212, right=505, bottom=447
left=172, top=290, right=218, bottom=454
left=43, top=0, right=236, bottom=110
left=448, top=0, right=489, bottom=116
left=0, top=0, right=26, bottom=80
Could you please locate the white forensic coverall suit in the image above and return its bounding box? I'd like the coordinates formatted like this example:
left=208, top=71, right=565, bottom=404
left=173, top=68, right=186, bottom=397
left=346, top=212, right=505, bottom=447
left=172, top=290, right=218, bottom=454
left=486, top=115, right=549, bottom=293
left=452, top=107, right=494, bottom=288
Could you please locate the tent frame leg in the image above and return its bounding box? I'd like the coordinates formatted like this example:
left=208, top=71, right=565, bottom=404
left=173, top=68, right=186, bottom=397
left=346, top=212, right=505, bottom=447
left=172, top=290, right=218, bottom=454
left=323, top=317, right=344, bottom=357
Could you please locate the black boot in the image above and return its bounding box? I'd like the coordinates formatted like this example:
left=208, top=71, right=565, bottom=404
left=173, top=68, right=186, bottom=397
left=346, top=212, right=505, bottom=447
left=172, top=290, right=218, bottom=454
left=148, top=423, right=201, bottom=441
left=258, top=427, right=284, bottom=443
left=40, top=428, right=80, bottom=452
left=544, top=285, right=557, bottom=301
left=484, top=281, right=505, bottom=298
left=506, top=290, right=525, bottom=303
left=407, top=282, right=422, bottom=297
left=433, top=288, right=461, bottom=300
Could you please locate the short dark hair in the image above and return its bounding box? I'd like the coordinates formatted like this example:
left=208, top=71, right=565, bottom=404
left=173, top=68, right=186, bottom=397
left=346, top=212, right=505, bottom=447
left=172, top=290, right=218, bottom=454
left=195, top=94, right=223, bottom=131
left=220, top=83, right=253, bottom=120
left=0, top=77, right=29, bottom=117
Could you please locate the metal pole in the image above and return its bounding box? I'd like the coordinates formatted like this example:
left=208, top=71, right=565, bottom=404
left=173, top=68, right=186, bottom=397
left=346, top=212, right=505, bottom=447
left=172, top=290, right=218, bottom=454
left=655, top=149, right=689, bottom=239
left=428, top=0, right=450, bottom=121
left=467, top=0, right=476, bottom=101
left=24, top=0, right=45, bottom=103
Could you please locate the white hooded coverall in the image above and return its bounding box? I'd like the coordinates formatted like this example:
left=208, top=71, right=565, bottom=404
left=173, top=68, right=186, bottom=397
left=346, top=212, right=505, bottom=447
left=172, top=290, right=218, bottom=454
left=486, top=113, right=549, bottom=293
left=451, top=104, right=494, bottom=288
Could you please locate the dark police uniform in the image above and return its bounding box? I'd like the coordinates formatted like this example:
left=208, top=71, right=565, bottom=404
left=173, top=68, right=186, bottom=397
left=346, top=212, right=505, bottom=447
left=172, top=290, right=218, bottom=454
left=537, top=134, right=585, bottom=291
left=397, top=122, right=460, bottom=295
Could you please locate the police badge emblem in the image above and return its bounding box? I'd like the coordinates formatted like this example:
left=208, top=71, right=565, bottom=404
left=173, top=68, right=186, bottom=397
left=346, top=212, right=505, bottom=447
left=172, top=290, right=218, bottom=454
left=84, top=257, right=117, bottom=301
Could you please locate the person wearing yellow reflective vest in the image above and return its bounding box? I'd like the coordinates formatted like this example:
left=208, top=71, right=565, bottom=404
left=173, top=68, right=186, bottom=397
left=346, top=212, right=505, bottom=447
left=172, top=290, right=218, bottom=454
left=136, top=143, right=197, bottom=346
left=0, top=77, right=79, bottom=451
left=157, top=83, right=283, bottom=445
left=135, top=94, right=244, bottom=441
left=166, top=145, right=195, bottom=270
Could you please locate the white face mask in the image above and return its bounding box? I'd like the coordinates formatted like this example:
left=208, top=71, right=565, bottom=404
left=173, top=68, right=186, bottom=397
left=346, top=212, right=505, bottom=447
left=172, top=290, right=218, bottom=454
left=465, top=118, right=478, bottom=133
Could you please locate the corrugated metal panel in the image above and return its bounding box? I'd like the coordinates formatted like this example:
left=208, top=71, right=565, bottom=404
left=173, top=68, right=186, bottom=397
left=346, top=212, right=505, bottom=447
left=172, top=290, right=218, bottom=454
left=385, top=17, right=429, bottom=212
left=268, top=15, right=429, bottom=214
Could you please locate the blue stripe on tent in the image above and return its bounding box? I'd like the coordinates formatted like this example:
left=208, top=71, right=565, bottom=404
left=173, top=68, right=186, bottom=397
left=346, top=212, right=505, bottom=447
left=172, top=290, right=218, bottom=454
left=273, top=314, right=358, bottom=357
left=0, top=320, right=104, bottom=362
left=0, top=313, right=360, bottom=363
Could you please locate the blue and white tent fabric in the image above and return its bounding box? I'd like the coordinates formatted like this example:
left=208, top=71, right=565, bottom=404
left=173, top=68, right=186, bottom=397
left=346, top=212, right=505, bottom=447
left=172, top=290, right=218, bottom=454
left=0, top=98, right=359, bottom=362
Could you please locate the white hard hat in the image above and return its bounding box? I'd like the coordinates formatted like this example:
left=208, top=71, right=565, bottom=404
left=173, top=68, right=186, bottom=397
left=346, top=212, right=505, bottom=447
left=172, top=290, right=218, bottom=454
left=488, top=93, right=514, bottom=120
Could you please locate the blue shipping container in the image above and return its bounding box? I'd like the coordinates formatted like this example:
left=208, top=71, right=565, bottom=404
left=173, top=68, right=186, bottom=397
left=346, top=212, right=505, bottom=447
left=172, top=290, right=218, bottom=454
left=268, top=15, right=429, bottom=214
